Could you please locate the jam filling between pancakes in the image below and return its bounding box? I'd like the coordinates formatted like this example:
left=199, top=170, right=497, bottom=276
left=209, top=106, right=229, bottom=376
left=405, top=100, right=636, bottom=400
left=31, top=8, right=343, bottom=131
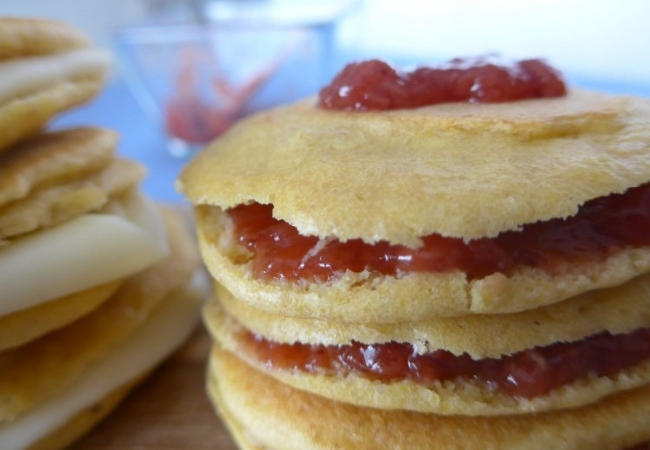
left=240, top=327, right=650, bottom=399
left=222, top=58, right=647, bottom=401
left=318, top=56, right=566, bottom=111
left=227, top=182, right=650, bottom=283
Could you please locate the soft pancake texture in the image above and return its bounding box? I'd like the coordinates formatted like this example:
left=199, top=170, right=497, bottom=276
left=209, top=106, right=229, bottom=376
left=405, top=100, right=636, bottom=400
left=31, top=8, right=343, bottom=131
left=0, top=78, right=108, bottom=156
left=0, top=127, right=117, bottom=208
left=0, top=17, right=111, bottom=155
left=0, top=17, right=90, bottom=60
left=197, top=205, right=650, bottom=319
left=178, top=90, right=650, bottom=245
left=207, top=273, right=650, bottom=358
left=0, top=158, right=145, bottom=240
left=2, top=268, right=207, bottom=450
left=208, top=347, right=650, bottom=450
left=0, top=207, right=200, bottom=423
left=208, top=301, right=650, bottom=415
left=0, top=280, right=122, bottom=352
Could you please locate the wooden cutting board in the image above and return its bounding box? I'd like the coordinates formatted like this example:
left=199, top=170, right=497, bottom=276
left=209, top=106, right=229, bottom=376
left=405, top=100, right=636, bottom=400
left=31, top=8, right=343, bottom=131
left=69, top=324, right=238, bottom=450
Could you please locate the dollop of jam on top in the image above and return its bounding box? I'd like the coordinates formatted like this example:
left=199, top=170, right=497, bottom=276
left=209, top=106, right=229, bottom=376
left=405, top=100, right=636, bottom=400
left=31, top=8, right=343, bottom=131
left=318, top=56, right=567, bottom=111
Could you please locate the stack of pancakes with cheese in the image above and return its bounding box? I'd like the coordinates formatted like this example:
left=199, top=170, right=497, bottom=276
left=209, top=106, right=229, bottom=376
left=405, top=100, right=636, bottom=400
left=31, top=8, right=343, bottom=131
left=0, top=18, right=205, bottom=449
left=179, top=85, right=650, bottom=448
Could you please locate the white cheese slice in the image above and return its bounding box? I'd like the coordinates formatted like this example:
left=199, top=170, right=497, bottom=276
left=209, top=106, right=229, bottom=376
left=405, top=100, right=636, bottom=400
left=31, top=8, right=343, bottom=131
left=0, top=271, right=207, bottom=450
left=0, top=48, right=112, bottom=105
left=0, top=189, right=168, bottom=316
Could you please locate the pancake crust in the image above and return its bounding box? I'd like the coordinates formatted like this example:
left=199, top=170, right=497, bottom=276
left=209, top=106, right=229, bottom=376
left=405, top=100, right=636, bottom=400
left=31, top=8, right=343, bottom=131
left=208, top=271, right=650, bottom=358
left=209, top=304, right=650, bottom=415
left=0, top=158, right=146, bottom=241
left=0, top=127, right=118, bottom=207
left=0, top=280, right=122, bottom=352
left=0, top=17, right=90, bottom=60
left=0, top=207, right=199, bottom=423
left=0, top=78, right=107, bottom=156
left=0, top=18, right=108, bottom=154
left=209, top=346, right=650, bottom=450
left=197, top=206, right=650, bottom=319
left=178, top=90, right=650, bottom=245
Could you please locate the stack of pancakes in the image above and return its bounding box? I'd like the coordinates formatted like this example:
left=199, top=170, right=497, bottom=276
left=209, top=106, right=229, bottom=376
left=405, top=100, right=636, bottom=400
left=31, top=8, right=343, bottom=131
left=179, top=87, right=650, bottom=449
left=0, top=18, right=206, bottom=449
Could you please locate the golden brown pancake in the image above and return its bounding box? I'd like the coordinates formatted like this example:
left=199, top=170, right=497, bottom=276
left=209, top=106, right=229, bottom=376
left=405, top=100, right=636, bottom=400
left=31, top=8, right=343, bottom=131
left=0, top=19, right=110, bottom=154
left=209, top=346, right=650, bottom=450
left=0, top=207, right=199, bottom=424
left=179, top=71, right=650, bottom=443
left=208, top=274, right=650, bottom=359
left=0, top=158, right=146, bottom=241
left=179, top=91, right=650, bottom=243
left=207, top=292, right=650, bottom=416
left=196, top=205, right=650, bottom=321
left=0, top=280, right=122, bottom=352
left=0, top=16, right=206, bottom=449
left=0, top=80, right=108, bottom=156
left=180, top=90, right=650, bottom=318
left=0, top=127, right=117, bottom=208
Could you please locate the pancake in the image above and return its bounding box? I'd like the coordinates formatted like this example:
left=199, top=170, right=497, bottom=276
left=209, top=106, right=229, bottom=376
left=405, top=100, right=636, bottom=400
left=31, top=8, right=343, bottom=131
left=180, top=90, right=650, bottom=318
left=207, top=273, right=650, bottom=359
left=0, top=207, right=206, bottom=449
left=0, top=77, right=108, bottom=156
left=0, top=158, right=145, bottom=241
left=179, top=63, right=650, bottom=444
left=208, top=346, right=650, bottom=450
left=2, top=272, right=207, bottom=450
left=196, top=205, right=650, bottom=321
left=0, top=18, right=110, bottom=154
left=0, top=279, right=122, bottom=352
left=0, top=127, right=141, bottom=243
left=0, top=127, right=117, bottom=208
left=0, top=207, right=195, bottom=422
left=179, top=90, right=650, bottom=244
left=207, top=293, right=650, bottom=415
left=0, top=187, right=168, bottom=318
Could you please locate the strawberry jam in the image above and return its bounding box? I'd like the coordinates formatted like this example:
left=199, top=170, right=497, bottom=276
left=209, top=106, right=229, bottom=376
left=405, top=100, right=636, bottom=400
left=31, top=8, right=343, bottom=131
left=227, top=182, right=650, bottom=283
left=318, top=56, right=566, bottom=111
left=242, top=327, right=650, bottom=399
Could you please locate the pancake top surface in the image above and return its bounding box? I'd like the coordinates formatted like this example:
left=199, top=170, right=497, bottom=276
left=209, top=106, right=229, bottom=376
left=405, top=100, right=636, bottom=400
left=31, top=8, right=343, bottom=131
left=179, top=90, right=650, bottom=245
left=0, top=127, right=118, bottom=207
left=0, top=17, right=90, bottom=60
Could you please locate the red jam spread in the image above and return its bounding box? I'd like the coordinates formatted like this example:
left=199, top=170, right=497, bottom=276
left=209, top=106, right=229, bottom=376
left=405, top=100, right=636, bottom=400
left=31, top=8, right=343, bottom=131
left=227, top=182, right=650, bottom=283
left=318, top=56, right=566, bottom=111
left=243, top=327, right=650, bottom=399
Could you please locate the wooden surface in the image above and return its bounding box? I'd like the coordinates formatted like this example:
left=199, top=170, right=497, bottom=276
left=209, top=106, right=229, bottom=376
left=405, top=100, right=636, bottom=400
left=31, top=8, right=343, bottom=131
left=70, top=324, right=238, bottom=450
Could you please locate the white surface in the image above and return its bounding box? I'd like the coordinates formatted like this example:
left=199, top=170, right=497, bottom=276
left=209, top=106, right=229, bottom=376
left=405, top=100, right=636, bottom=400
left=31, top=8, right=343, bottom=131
left=0, top=0, right=647, bottom=83
left=338, top=0, right=650, bottom=85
